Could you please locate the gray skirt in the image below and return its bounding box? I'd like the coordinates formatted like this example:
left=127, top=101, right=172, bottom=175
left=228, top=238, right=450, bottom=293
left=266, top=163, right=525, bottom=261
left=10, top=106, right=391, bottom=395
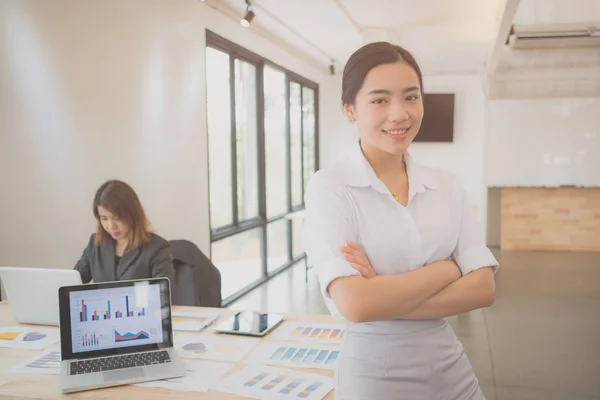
left=335, top=319, right=485, bottom=400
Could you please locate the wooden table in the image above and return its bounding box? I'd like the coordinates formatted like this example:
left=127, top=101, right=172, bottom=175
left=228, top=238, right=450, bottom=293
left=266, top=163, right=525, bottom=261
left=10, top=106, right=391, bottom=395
left=0, top=302, right=337, bottom=399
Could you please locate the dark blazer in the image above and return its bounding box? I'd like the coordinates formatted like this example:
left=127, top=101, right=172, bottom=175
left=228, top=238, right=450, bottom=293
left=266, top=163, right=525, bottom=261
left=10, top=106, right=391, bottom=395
left=74, top=233, right=175, bottom=286
left=170, top=239, right=222, bottom=307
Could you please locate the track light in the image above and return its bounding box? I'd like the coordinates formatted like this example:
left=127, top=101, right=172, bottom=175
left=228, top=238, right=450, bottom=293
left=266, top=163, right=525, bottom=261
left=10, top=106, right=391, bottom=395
left=240, top=0, right=254, bottom=28
left=240, top=10, right=254, bottom=27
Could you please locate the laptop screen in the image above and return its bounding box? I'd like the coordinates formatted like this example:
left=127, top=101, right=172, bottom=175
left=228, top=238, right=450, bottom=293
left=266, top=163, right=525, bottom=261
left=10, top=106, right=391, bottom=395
left=59, top=278, right=173, bottom=360
left=69, top=283, right=164, bottom=354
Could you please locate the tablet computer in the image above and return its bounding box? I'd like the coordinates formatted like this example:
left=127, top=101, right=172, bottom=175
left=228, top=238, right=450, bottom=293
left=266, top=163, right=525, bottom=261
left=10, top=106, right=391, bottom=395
left=212, top=311, right=284, bottom=337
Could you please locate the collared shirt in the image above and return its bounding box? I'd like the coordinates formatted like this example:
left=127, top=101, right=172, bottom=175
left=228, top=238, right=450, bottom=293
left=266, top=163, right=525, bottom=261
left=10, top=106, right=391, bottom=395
left=303, top=140, right=499, bottom=320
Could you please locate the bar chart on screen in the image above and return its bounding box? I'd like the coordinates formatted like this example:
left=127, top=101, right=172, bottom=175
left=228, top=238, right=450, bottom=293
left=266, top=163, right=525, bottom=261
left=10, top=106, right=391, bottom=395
left=78, top=296, right=146, bottom=322
left=69, top=284, right=164, bottom=353
left=81, top=332, right=100, bottom=346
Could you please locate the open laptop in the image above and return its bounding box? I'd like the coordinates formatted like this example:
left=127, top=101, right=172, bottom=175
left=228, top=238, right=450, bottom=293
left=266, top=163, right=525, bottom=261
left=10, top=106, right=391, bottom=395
left=58, top=278, right=184, bottom=393
left=0, top=267, right=82, bottom=326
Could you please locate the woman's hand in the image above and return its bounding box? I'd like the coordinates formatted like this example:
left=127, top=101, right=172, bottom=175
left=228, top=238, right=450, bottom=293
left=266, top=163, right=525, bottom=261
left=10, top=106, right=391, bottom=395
left=341, top=241, right=377, bottom=278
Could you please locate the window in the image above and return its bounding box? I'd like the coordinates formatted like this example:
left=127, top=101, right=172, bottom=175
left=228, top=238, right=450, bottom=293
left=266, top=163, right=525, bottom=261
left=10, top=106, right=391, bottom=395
left=264, top=66, right=288, bottom=218
left=206, top=47, right=233, bottom=229
left=302, top=87, right=317, bottom=190
left=235, top=59, right=259, bottom=222
left=206, top=32, right=319, bottom=305
left=290, top=82, right=303, bottom=208
left=211, top=227, right=262, bottom=300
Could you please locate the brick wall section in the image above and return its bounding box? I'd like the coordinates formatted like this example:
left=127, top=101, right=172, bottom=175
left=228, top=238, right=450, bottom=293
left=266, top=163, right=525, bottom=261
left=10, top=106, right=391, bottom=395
left=501, top=188, right=600, bottom=251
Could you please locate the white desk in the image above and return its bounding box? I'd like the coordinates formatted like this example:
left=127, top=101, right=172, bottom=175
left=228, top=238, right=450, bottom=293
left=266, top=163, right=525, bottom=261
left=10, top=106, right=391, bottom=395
left=0, top=302, right=336, bottom=399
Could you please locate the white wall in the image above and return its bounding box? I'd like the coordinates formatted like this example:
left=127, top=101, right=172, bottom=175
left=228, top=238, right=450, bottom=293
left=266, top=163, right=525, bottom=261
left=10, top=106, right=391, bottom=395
left=318, top=74, right=350, bottom=167
left=0, top=0, right=331, bottom=268
left=486, top=97, right=600, bottom=187
left=319, top=74, right=489, bottom=231
left=411, top=75, right=488, bottom=228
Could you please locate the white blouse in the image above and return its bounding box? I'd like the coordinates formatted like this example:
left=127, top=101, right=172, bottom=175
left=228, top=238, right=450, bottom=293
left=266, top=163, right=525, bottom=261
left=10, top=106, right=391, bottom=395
left=303, top=141, right=499, bottom=320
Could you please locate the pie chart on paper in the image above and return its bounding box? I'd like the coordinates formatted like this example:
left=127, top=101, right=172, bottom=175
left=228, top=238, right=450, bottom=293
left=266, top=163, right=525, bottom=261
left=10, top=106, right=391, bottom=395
left=182, top=342, right=207, bottom=354
left=0, top=332, right=20, bottom=341
left=23, top=332, right=47, bottom=342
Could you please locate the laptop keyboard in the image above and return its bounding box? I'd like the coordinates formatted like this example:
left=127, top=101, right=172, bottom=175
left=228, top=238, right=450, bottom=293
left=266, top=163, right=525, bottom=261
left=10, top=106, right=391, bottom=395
left=70, top=351, right=171, bottom=375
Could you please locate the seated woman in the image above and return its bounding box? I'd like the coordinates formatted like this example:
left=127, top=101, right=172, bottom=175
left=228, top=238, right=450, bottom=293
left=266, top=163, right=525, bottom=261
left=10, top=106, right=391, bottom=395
left=74, top=180, right=174, bottom=285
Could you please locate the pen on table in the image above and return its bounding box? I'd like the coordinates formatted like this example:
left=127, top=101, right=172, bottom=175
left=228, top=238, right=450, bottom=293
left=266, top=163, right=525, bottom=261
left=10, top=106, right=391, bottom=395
left=198, top=316, right=219, bottom=333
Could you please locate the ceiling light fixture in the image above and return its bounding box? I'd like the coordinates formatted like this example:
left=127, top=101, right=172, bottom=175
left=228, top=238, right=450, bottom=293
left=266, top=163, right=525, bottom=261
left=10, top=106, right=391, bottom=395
left=240, top=0, right=254, bottom=28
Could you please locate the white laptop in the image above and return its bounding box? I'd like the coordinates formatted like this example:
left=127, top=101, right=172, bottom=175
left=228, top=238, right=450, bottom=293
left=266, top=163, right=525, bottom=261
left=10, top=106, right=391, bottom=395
left=0, top=267, right=82, bottom=326
left=58, top=277, right=184, bottom=393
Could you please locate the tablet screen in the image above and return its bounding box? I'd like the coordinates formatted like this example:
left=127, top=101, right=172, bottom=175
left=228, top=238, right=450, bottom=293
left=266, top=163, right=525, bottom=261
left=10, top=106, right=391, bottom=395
left=214, top=311, right=283, bottom=336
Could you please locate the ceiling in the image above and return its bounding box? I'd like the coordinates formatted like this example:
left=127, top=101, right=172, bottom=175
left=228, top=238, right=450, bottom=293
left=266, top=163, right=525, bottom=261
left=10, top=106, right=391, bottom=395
left=493, top=0, right=600, bottom=97
left=210, top=0, right=504, bottom=75
left=206, top=0, right=600, bottom=97
left=513, top=0, right=600, bottom=25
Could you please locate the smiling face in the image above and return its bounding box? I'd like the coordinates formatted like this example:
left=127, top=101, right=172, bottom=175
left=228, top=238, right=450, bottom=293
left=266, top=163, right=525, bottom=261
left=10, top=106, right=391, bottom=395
left=344, top=61, right=424, bottom=157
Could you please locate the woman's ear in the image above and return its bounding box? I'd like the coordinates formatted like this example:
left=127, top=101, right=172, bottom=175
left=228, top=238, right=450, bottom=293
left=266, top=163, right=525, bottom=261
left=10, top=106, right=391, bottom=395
left=343, top=104, right=356, bottom=123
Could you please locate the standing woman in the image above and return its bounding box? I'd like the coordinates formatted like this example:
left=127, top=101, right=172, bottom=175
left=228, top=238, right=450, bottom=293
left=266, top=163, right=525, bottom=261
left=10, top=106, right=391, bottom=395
left=74, top=180, right=175, bottom=285
left=303, top=42, right=499, bottom=399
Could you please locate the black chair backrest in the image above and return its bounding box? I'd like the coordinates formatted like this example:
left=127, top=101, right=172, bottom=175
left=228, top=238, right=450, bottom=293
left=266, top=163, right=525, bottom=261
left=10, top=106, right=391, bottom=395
left=169, top=239, right=222, bottom=308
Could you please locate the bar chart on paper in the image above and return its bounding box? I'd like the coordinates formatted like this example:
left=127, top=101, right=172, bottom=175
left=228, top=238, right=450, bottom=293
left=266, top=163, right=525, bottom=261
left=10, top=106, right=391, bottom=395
left=268, top=322, right=346, bottom=344
left=246, top=341, right=340, bottom=370
left=215, top=365, right=333, bottom=400
left=10, top=349, right=62, bottom=375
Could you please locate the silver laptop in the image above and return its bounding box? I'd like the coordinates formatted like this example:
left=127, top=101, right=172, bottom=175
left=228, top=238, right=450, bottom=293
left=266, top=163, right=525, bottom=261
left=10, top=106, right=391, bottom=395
left=58, top=278, right=184, bottom=393
left=0, top=267, right=82, bottom=326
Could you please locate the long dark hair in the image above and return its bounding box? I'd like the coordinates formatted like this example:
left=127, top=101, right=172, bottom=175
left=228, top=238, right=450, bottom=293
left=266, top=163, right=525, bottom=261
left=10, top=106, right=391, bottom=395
left=342, top=41, right=423, bottom=106
left=93, top=180, right=152, bottom=249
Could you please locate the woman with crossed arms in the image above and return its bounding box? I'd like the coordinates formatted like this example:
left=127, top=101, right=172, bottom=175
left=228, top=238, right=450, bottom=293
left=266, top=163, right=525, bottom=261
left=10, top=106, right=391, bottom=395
left=303, top=42, right=499, bottom=399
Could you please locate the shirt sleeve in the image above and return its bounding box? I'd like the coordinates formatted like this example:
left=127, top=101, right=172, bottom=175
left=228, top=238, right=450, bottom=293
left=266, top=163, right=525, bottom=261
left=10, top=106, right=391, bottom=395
left=451, top=180, right=499, bottom=276
left=303, top=173, right=360, bottom=302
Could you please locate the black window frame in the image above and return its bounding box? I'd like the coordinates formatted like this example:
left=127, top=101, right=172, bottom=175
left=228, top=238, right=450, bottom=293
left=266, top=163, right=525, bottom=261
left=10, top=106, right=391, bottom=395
left=205, top=31, right=319, bottom=305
